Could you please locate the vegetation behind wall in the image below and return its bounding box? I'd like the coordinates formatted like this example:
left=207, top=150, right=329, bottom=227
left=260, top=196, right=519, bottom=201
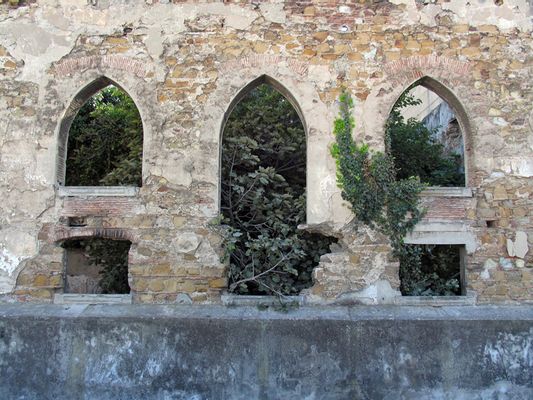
left=66, top=86, right=143, bottom=187
left=220, top=85, right=335, bottom=296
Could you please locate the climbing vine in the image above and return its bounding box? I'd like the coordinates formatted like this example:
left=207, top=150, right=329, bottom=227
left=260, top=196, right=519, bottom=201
left=331, top=91, right=424, bottom=256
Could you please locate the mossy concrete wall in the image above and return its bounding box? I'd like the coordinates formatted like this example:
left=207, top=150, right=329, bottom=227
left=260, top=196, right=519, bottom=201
left=0, top=0, right=531, bottom=304
left=0, top=305, right=532, bottom=399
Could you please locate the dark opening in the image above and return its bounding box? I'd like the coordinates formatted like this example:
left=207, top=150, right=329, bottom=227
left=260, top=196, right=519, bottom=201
left=387, top=82, right=465, bottom=187
left=399, top=244, right=464, bottom=296
left=62, top=238, right=131, bottom=294
left=221, top=83, right=335, bottom=296
left=65, top=85, right=143, bottom=186
left=67, top=216, right=86, bottom=227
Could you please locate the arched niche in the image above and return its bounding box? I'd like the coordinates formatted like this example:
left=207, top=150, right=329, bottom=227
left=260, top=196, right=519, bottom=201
left=386, top=76, right=473, bottom=187
left=54, top=227, right=136, bottom=294
left=56, top=76, right=144, bottom=187
left=60, top=236, right=131, bottom=295
left=54, top=227, right=137, bottom=243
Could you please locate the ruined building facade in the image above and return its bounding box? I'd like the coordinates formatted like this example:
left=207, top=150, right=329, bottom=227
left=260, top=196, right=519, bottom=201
left=0, top=0, right=531, bottom=304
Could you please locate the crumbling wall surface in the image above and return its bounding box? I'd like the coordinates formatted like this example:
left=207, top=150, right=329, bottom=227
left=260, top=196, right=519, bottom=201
left=0, top=0, right=531, bottom=303
left=0, top=305, right=532, bottom=399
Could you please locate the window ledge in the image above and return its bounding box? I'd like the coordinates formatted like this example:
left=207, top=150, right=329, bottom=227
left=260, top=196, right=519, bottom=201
left=57, top=186, right=139, bottom=197
left=54, top=293, right=132, bottom=305
left=420, top=187, right=472, bottom=197
left=394, top=293, right=475, bottom=306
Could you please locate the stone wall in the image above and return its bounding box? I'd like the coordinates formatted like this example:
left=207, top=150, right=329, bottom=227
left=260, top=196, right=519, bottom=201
left=0, top=0, right=531, bottom=304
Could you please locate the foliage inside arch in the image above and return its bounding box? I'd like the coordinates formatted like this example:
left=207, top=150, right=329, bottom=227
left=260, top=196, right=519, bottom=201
left=331, top=91, right=424, bottom=255
left=220, top=84, right=335, bottom=296
left=66, top=85, right=143, bottom=186
left=387, top=90, right=465, bottom=187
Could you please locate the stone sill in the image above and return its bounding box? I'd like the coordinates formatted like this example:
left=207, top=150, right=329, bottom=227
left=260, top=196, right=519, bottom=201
left=420, top=187, right=473, bottom=197
left=394, top=293, right=476, bottom=306
left=57, top=186, right=139, bottom=197
left=54, top=293, right=132, bottom=305
left=409, top=221, right=471, bottom=233
left=221, top=294, right=304, bottom=307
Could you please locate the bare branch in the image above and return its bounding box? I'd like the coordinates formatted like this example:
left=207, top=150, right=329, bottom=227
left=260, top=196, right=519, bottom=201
left=228, top=250, right=293, bottom=292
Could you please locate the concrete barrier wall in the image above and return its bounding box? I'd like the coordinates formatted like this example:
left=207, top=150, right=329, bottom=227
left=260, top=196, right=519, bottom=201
left=1, top=305, right=532, bottom=400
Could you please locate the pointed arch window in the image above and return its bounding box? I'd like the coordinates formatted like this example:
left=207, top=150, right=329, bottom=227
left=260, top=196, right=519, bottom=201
left=219, top=76, right=335, bottom=296
left=57, top=77, right=143, bottom=191
left=386, top=77, right=470, bottom=187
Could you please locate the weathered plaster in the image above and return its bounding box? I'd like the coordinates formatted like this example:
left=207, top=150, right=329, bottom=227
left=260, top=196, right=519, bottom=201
left=0, top=230, right=37, bottom=294
left=391, top=0, right=532, bottom=31
left=507, top=231, right=529, bottom=259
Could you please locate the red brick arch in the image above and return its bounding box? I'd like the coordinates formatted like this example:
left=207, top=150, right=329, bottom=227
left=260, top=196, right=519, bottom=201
left=51, top=227, right=139, bottom=244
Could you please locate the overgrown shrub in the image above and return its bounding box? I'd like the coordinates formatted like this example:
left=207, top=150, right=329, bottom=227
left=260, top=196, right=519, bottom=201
left=399, top=244, right=461, bottom=296
left=331, top=91, right=424, bottom=252
left=332, top=91, right=463, bottom=296
left=387, top=90, right=464, bottom=294
left=221, top=84, right=335, bottom=296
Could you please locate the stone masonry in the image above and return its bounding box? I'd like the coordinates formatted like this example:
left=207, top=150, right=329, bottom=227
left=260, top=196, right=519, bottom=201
left=0, top=0, right=531, bottom=304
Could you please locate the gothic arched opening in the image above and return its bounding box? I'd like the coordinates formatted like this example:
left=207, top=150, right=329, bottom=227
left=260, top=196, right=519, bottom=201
left=220, top=81, right=335, bottom=296
left=386, top=79, right=466, bottom=187
left=58, top=78, right=143, bottom=187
